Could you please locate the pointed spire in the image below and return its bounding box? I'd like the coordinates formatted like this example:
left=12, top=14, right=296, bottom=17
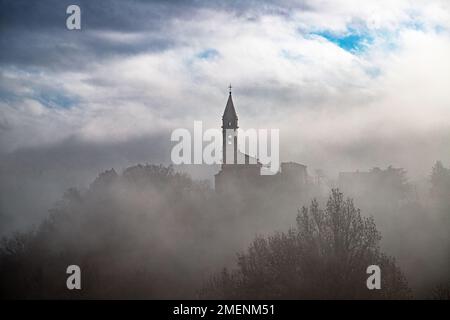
left=223, top=89, right=237, bottom=119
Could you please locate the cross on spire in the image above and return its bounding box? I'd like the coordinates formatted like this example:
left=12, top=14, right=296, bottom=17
left=228, top=84, right=232, bottom=94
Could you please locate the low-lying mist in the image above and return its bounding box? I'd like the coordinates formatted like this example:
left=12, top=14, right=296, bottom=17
left=0, top=161, right=449, bottom=299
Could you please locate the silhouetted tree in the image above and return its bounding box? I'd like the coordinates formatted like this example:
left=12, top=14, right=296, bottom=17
left=0, top=164, right=218, bottom=299
left=200, top=189, right=412, bottom=299
left=431, top=282, right=450, bottom=300
left=430, top=161, right=450, bottom=199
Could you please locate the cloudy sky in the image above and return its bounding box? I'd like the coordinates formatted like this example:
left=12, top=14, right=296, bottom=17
left=1, top=0, right=450, bottom=232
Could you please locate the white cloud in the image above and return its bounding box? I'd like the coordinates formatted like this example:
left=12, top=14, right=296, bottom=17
left=1, top=0, right=450, bottom=178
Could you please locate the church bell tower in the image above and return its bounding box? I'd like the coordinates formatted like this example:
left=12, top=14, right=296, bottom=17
left=222, top=85, right=238, bottom=165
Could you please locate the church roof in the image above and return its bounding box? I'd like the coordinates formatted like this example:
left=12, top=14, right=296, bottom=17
left=238, top=151, right=261, bottom=165
left=223, top=93, right=238, bottom=120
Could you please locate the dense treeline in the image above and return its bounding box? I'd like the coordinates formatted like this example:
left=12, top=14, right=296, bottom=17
left=201, top=190, right=411, bottom=299
left=0, top=162, right=449, bottom=299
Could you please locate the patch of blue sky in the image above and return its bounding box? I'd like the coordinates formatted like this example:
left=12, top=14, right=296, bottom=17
left=404, top=20, right=425, bottom=31
left=0, top=89, right=19, bottom=103
left=196, top=48, right=220, bottom=60
left=402, top=18, right=447, bottom=34
left=35, top=91, right=78, bottom=109
left=280, top=49, right=307, bottom=62
left=0, top=88, right=77, bottom=109
left=364, top=66, right=381, bottom=78
left=434, top=25, right=447, bottom=34
left=311, top=29, right=374, bottom=53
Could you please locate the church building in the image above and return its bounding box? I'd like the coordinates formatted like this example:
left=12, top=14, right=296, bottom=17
left=214, top=87, right=308, bottom=196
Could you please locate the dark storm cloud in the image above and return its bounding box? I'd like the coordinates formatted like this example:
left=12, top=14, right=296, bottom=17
left=0, top=0, right=312, bottom=30
left=0, top=0, right=185, bottom=69
left=0, top=0, right=309, bottom=69
left=0, top=28, right=175, bottom=70
left=1, top=0, right=181, bottom=31
left=0, top=0, right=177, bottom=69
